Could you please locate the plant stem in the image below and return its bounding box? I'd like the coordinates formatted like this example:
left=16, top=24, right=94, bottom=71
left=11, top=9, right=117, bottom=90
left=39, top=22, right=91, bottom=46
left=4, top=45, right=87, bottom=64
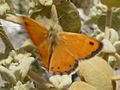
left=103, top=8, right=113, bottom=60
left=28, top=70, right=54, bottom=90
left=102, top=53, right=109, bottom=62
left=105, top=8, right=113, bottom=39
left=105, top=8, right=112, bottom=28
left=0, top=27, right=14, bottom=59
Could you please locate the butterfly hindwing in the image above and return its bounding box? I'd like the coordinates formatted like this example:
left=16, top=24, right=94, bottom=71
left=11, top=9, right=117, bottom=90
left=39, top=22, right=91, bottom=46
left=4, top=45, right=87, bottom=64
left=49, top=44, right=78, bottom=74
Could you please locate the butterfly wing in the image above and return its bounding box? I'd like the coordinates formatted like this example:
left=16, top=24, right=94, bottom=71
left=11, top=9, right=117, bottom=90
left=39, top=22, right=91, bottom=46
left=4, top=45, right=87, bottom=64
left=22, top=16, right=48, bottom=46
left=58, top=32, right=103, bottom=59
left=49, top=32, right=103, bottom=74
left=49, top=44, right=78, bottom=74
left=22, top=16, right=50, bottom=69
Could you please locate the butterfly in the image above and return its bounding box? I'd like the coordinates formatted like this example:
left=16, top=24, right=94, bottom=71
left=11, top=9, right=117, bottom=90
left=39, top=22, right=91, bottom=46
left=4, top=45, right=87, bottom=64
left=22, top=16, right=103, bottom=74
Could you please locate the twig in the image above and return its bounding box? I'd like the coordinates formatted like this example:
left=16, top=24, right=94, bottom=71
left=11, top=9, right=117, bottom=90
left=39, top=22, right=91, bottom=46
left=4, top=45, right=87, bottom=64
left=105, top=8, right=112, bottom=28
left=0, top=27, right=14, bottom=59
left=28, top=70, right=54, bottom=90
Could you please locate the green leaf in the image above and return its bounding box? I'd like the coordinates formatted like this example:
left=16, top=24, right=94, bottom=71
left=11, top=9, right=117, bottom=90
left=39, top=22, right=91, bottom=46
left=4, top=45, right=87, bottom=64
left=31, top=5, right=52, bottom=19
left=111, top=10, right=120, bottom=31
left=97, top=14, right=106, bottom=31
left=31, top=1, right=81, bottom=33
left=56, top=1, right=81, bottom=33
left=98, top=11, right=120, bottom=31
left=101, top=0, right=120, bottom=8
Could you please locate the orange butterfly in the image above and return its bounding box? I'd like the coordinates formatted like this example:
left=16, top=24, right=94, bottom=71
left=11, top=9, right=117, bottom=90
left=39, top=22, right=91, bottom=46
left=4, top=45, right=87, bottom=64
left=22, top=16, right=103, bottom=74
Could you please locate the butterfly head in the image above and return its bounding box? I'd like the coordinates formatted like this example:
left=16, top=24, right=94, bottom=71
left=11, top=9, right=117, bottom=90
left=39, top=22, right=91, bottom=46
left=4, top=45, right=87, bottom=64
left=48, top=27, right=59, bottom=45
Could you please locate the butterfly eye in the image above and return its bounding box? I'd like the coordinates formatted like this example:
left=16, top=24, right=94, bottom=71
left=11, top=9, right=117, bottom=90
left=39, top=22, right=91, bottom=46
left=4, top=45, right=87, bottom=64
left=89, top=41, right=94, bottom=46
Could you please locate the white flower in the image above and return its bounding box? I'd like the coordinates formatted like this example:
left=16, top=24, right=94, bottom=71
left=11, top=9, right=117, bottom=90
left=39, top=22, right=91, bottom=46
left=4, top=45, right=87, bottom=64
left=39, top=0, right=53, bottom=6
left=12, top=81, right=35, bottom=90
left=0, top=50, right=35, bottom=80
left=0, top=3, right=10, bottom=15
left=0, top=65, right=16, bottom=84
left=102, top=39, right=116, bottom=53
left=9, top=50, right=17, bottom=57
left=10, top=51, right=35, bottom=79
left=114, top=41, right=120, bottom=52
left=18, top=56, right=35, bottom=79
left=89, top=6, right=102, bottom=16
left=11, top=50, right=32, bottom=63
left=9, top=63, right=19, bottom=74
left=49, top=75, right=72, bottom=88
left=108, top=55, right=116, bottom=62
left=108, top=29, right=119, bottom=44
left=96, top=32, right=105, bottom=40
left=0, top=56, right=13, bottom=65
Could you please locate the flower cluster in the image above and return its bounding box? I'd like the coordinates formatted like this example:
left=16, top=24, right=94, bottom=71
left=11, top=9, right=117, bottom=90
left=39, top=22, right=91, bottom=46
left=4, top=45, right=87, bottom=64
left=0, top=50, right=35, bottom=90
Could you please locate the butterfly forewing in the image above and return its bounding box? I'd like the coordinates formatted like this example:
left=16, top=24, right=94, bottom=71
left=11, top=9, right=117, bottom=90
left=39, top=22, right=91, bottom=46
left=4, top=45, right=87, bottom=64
left=57, top=32, right=103, bottom=60
left=22, top=16, right=48, bottom=46
left=22, top=16, right=51, bottom=69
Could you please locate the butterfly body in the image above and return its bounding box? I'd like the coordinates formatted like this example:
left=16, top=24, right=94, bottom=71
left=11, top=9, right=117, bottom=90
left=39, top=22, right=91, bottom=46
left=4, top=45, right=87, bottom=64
left=22, top=16, right=103, bottom=74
